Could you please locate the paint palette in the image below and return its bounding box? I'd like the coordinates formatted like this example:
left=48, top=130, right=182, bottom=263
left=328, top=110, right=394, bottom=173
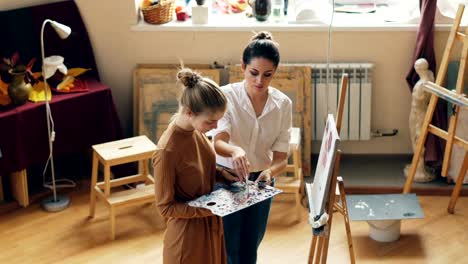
left=188, top=181, right=282, bottom=217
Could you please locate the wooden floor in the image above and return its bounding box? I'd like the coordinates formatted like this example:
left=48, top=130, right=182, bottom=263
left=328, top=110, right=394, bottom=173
left=0, top=182, right=467, bottom=264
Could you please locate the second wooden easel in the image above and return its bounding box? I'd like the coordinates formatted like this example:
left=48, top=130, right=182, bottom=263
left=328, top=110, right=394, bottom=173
left=403, top=4, right=468, bottom=214
left=308, top=75, right=355, bottom=264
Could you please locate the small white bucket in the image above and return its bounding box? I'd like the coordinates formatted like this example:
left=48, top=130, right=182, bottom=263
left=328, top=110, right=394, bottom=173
left=366, top=220, right=401, bottom=242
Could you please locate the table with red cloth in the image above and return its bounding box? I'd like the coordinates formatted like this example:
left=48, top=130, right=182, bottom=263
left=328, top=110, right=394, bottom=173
left=0, top=79, right=122, bottom=204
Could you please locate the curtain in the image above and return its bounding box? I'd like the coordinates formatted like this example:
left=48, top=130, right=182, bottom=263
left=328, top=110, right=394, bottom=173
left=405, top=0, right=447, bottom=168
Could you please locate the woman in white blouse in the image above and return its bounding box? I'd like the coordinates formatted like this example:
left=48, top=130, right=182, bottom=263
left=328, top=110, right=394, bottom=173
left=212, top=31, right=292, bottom=264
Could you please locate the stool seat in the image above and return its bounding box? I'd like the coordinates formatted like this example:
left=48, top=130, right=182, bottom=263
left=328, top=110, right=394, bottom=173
left=275, top=127, right=304, bottom=222
left=93, top=135, right=156, bottom=165
left=89, top=135, right=157, bottom=240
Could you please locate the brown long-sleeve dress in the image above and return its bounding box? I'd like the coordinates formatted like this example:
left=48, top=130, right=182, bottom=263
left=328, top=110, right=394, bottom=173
left=153, top=122, right=226, bottom=264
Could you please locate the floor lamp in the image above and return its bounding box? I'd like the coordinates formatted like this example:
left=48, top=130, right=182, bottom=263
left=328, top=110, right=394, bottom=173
left=40, top=19, right=72, bottom=212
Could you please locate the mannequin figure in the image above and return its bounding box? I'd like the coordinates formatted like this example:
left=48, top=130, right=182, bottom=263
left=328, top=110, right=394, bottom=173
left=404, top=58, right=436, bottom=182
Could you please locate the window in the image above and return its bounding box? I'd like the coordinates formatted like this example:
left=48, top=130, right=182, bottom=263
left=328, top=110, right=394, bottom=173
left=133, top=0, right=464, bottom=31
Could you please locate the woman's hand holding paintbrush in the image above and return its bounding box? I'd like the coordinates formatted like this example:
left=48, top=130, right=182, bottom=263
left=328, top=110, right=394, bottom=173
left=231, top=147, right=250, bottom=182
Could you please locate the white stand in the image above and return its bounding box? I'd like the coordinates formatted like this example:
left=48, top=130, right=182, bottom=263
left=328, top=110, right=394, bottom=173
left=41, top=194, right=70, bottom=212
left=40, top=19, right=72, bottom=212
left=192, top=5, right=209, bottom=24
left=367, top=220, right=401, bottom=242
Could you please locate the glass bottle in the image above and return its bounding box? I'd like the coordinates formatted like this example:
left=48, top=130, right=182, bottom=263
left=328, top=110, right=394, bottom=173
left=271, top=0, right=284, bottom=22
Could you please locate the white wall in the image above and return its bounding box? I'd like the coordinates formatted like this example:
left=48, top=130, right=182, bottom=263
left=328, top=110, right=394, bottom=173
left=0, top=0, right=453, bottom=154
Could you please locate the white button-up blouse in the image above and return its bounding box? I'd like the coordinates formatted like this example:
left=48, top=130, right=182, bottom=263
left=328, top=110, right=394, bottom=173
left=211, top=81, right=292, bottom=172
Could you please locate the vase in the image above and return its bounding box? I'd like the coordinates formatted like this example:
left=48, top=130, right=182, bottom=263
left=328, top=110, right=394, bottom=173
left=254, top=0, right=271, bottom=21
left=8, top=69, right=32, bottom=105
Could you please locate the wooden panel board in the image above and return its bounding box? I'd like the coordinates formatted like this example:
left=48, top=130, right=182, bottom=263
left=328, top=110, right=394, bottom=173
left=229, top=65, right=312, bottom=175
left=133, top=65, right=221, bottom=145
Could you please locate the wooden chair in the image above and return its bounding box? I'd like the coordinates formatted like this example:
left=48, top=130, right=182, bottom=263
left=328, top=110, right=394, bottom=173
left=275, top=127, right=304, bottom=221
left=88, top=135, right=157, bottom=240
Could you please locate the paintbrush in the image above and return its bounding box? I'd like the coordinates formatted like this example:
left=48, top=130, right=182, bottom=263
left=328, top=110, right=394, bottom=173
left=243, top=172, right=250, bottom=200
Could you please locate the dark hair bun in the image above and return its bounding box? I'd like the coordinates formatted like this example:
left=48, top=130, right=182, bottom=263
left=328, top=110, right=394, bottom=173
left=177, top=68, right=201, bottom=89
left=251, top=31, right=273, bottom=42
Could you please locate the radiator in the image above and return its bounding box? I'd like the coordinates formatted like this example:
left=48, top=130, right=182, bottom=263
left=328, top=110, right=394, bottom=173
left=311, top=63, right=373, bottom=141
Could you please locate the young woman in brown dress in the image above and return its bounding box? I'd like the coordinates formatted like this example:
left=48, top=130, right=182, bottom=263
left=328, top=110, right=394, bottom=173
left=153, top=68, right=239, bottom=264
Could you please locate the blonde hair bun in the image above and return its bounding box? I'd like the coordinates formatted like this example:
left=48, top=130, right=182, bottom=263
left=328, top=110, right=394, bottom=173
left=177, top=68, right=201, bottom=89
left=251, top=31, right=273, bottom=42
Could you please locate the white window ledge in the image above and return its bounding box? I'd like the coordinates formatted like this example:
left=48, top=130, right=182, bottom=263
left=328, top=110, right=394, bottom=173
left=131, top=11, right=458, bottom=32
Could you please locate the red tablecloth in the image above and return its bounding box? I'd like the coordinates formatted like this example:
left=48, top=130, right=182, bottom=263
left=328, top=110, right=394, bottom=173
left=0, top=79, right=122, bottom=176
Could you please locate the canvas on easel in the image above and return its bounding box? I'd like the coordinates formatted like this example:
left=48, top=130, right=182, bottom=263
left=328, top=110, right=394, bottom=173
left=307, top=114, right=340, bottom=218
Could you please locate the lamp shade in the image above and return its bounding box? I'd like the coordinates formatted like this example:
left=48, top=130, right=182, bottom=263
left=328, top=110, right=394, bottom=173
left=50, top=20, right=71, bottom=39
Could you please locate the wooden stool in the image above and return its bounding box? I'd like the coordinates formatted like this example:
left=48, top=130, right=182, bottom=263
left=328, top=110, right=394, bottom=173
left=88, top=135, right=157, bottom=240
left=275, top=127, right=304, bottom=222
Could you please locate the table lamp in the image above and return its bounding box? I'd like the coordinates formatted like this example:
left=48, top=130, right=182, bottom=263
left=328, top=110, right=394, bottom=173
left=40, top=19, right=72, bottom=212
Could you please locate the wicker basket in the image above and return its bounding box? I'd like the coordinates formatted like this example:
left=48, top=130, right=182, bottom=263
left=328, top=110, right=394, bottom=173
left=141, top=0, right=175, bottom=25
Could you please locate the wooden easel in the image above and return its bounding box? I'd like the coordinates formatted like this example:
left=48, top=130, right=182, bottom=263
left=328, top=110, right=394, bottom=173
left=308, top=150, right=341, bottom=264
left=332, top=75, right=355, bottom=264
left=403, top=4, right=468, bottom=214
left=308, top=75, right=355, bottom=264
